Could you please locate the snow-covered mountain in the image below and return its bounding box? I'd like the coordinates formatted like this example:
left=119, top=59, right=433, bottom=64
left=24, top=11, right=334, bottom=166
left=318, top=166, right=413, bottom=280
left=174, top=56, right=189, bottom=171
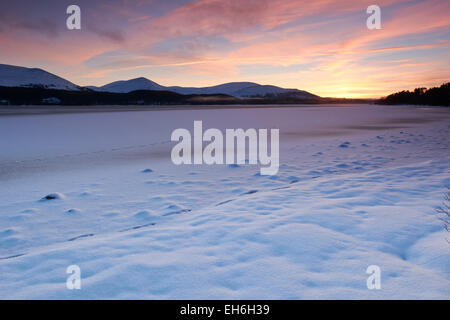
left=0, top=64, right=80, bottom=91
left=86, top=78, right=318, bottom=98
left=0, top=63, right=318, bottom=99
left=231, top=84, right=315, bottom=98
left=89, top=78, right=318, bottom=99
left=168, top=82, right=317, bottom=98
left=168, top=82, right=259, bottom=96
left=88, top=77, right=166, bottom=93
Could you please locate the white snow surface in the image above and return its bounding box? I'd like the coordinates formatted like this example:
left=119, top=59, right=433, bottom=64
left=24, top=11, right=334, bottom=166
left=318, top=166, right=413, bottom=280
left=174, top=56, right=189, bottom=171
left=0, top=105, right=449, bottom=299
left=0, top=64, right=79, bottom=91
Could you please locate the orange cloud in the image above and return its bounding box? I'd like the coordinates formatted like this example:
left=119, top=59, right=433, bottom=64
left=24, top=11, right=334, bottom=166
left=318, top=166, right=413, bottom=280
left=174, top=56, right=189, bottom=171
left=1, top=0, right=448, bottom=98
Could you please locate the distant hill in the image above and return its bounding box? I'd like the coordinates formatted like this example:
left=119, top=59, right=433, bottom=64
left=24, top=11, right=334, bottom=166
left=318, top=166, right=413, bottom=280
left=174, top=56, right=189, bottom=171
left=0, top=64, right=80, bottom=91
left=86, top=77, right=166, bottom=93
left=0, top=63, right=319, bottom=100
left=0, top=63, right=382, bottom=106
left=166, top=82, right=318, bottom=99
left=378, top=82, right=449, bottom=106
left=0, top=63, right=325, bottom=105
left=88, top=78, right=319, bottom=99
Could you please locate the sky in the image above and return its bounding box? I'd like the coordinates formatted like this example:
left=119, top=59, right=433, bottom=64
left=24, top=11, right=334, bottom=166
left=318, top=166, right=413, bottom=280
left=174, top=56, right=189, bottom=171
left=0, top=0, right=448, bottom=98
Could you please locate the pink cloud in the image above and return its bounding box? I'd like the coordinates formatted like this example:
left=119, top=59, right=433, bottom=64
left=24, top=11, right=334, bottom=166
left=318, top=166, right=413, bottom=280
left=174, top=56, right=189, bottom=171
left=1, top=0, right=448, bottom=97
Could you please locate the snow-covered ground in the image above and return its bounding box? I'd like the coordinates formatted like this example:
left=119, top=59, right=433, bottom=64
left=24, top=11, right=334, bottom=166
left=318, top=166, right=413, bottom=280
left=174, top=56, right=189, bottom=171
left=0, top=105, right=449, bottom=299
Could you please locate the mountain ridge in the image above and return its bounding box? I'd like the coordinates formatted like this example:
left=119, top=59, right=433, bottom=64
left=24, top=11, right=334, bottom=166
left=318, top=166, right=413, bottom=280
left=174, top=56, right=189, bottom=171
left=93, top=78, right=319, bottom=99
left=0, top=64, right=319, bottom=99
left=0, top=64, right=80, bottom=91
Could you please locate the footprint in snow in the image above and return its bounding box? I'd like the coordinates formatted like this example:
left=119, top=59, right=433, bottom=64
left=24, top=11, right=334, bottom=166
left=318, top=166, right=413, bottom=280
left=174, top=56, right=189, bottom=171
left=40, top=193, right=65, bottom=201
left=66, top=208, right=81, bottom=214
left=339, top=142, right=351, bottom=148
left=215, top=199, right=234, bottom=206
left=163, top=208, right=191, bottom=216
left=67, top=234, right=94, bottom=242
left=241, top=190, right=258, bottom=195
left=0, top=253, right=25, bottom=260
left=120, top=222, right=156, bottom=232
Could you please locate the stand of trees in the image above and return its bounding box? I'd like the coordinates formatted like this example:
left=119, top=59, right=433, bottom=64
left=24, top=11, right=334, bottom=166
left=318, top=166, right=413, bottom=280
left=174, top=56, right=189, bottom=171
left=378, top=82, right=449, bottom=106
left=0, top=86, right=356, bottom=106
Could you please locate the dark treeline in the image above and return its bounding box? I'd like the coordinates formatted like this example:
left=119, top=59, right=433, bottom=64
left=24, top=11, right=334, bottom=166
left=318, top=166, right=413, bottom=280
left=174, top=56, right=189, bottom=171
left=0, top=86, right=375, bottom=106
left=378, top=82, right=449, bottom=106
left=0, top=86, right=224, bottom=106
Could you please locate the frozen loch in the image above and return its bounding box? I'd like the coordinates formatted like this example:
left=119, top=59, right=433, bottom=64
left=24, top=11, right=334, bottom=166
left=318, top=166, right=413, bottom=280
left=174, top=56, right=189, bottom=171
left=0, top=104, right=449, bottom=299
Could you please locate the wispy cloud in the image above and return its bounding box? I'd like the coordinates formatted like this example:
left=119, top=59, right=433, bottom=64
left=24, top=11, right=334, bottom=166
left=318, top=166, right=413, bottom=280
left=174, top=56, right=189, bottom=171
left=0, top=0, right=448, bottom=97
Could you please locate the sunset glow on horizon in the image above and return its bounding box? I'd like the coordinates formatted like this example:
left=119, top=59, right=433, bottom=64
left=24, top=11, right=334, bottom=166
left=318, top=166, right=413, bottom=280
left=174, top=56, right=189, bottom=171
left=0, top=0, right=449, bottom=98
